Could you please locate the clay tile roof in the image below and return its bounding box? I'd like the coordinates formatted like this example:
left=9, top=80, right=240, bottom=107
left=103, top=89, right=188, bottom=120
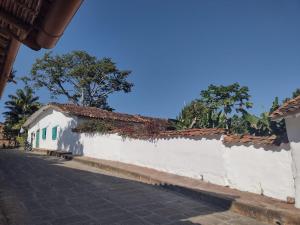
left=49, top=103, right=170, bottom=125
left=270, top=95, right=300, bottom=120
left=157, top=128, right=226, bottom=138
left=223, top=134, right=286, bottom=146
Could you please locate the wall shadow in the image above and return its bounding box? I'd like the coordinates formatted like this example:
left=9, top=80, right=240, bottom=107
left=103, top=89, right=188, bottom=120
left=0, top=150, right=239, bottom=225
left=223, top=142, right=291, bottom=151
left=57, top=120, right=83, bottom=155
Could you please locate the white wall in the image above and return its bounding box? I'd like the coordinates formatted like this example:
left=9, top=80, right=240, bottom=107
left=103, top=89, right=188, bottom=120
left=285, top=115, right=300, bottom=208
left=121, top=137, right=227, bottom=186
left=79, top=133, right=295, bottom=201
left=27, top=110, right=296, bottom=204
left=27, top=109, right=81, bottom=154
left=224, top=144, right=294, bottom=201
left=81, top=134, right=227, bottom=186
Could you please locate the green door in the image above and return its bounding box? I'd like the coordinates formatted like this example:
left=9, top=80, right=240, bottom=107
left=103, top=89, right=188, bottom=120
left=36, top=129, right=40, bottom=148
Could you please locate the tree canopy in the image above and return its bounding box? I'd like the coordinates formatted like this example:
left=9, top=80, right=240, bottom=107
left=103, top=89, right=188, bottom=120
left=176, top=83, right=289, bottom=137
left=29, top=51, right=134, bottom=110
left=283, top=88, right=300, bottom=103
left=200, top=83, right=253, bottom=130
left=3, top=87, right=40, bottom=145
left=177, top=83, right=254, bottom=131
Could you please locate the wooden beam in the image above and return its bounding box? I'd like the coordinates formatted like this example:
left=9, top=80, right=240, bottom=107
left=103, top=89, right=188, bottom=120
left=0, top=38, right=20, bottom=97
left=0, top=8, right=31, bottom=40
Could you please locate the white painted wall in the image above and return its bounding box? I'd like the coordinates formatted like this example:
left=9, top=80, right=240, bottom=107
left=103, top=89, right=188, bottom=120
left=79, top=133, right=295, bottom=201
left=27, top=109, right=82, bottom=154
left=285, top=115, right=300, bottom=208
left=26, top=109, right=296, bottom=204
left=224, top=144, right=294, bottom=201
left=122, top=137, right=227, bottom=186
left=80, top=134, right=227, bottom=186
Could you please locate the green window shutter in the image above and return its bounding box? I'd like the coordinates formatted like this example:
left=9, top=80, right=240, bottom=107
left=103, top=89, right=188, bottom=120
left=52, top=126, right=58, bottom=140
left=42, top=128, right=47, bottom=140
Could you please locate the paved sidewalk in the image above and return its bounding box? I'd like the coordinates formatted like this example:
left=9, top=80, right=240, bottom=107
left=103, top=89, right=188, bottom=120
left=69, top=155, right=300, bottom=225
left=0, top=149, right=268, bottom=225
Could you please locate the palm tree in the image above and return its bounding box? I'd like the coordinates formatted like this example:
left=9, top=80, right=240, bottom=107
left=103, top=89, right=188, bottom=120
left=4, top=87, right=40, bottom=123
left=3, top=87, right=40, bottom=146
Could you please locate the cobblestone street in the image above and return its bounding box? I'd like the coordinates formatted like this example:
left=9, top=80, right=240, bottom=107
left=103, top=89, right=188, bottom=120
left=0, top=150, right=268, bottom=225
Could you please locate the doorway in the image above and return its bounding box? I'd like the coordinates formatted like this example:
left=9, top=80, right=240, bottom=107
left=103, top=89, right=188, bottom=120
left=36, top=129, right=40, bottom=148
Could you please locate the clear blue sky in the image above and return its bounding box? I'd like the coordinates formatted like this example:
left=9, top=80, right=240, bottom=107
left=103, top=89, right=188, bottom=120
left=1, top=0, right=300, bottom=121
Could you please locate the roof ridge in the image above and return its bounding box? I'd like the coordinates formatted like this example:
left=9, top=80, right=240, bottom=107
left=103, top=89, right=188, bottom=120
left=47, top=102, right=169, bottom=123
left=271, top=95, right=300, bottom=120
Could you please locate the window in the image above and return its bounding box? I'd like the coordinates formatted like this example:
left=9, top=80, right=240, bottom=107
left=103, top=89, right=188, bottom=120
left=42, top=128, right=47, bottom=140
left=52, top=126, right=58, bottom=140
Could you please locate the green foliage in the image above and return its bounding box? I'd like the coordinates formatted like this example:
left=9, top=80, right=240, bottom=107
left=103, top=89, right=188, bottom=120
left=270, top=97, right=280, bottom=113
left=177, top=100, right=208, bottom=129
left=255, top=112, right=272, bottom=136
left=245, top=97, right=285, bottom=137
left=230, top=113, right=259, bottom=135
left=265, top=96, right=286, bottom=136
left=74, top=120, right=164, bottom=140
left=200, top=83, right=253, bottom=130
left=28, top=51, right=134, bottom=110
left=177, top=83, right=253, bottom=132
left=74, top=120, right=115, bottom=133
left=283, top=88, right=300, bottom=103
left=16, top=135, right=27, bottom=147
left=3, top=87, right=40, bottom=146
left=176, top=84, right=287, bottom=137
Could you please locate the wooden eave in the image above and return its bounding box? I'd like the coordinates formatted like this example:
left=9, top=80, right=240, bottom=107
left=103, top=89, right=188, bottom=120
left=0, top=0, right=83, bottom=97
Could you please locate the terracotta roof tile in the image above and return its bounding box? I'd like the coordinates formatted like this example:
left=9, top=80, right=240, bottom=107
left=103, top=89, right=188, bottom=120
left=108, top=128, right=225, bottom=140
left=223, top=134, right=286, bottom=146
left=270, top=95, right=300, bottom=120
left=49, top=103, right=169, bottom=125
left=157, top=128, right=226, bottom=138
left=44, top=103, right=288, bottom=146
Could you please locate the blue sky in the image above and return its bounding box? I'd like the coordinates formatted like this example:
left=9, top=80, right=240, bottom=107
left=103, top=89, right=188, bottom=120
left=1, top=0, right=300, bottom=121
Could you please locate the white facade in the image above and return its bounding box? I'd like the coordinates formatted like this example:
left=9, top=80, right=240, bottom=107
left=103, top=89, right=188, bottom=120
left=26, top=108, right=296, bottom=205
left=80, top=134, right=228, bottom=186
left=79, top=133, right=294, bottom=201
left=284, top=114, right=300, bottom=208
left=224, top=144, right=293, bottom=201
left=27, top=109, right=83, bottom=155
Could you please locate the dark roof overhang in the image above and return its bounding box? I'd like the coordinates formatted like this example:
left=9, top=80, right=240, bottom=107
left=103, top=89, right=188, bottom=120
left=0, top=0, right=83, bottom=97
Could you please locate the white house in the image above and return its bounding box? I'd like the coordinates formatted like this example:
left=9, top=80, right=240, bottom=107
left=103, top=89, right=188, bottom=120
left=271, top=95, right=300, bottom=208
left=23, top=102, right=298, bottom=207
left=23, top=103, right=169, bottom=155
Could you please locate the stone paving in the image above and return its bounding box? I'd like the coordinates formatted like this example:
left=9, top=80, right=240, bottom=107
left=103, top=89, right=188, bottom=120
left=0, top=150, right=268, bottom=225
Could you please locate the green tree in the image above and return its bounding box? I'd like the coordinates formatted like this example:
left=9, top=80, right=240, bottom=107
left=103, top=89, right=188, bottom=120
left=255, top=112, right=272, bottom=136
left=28, top=51, right=133, bottom=110
left=268, top=96, right=286, bottom=136
left=176, top=100, right=225, bottom=129
left=231, top=112, right=259, bottom=135
left=176, top=84, right=290, bottom=137
left=3, top=87, right=40, bottom=146
left=283, top=88, right=300, bottom=103
left=176, top=83, right=253, bottom=132
left=243, top=97, right=286, bottom=137
left=200, top=83, right=253, bottom=130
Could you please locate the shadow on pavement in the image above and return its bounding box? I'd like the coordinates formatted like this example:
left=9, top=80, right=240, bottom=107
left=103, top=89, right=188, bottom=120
left=0, top=149, right=234, bottom=225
